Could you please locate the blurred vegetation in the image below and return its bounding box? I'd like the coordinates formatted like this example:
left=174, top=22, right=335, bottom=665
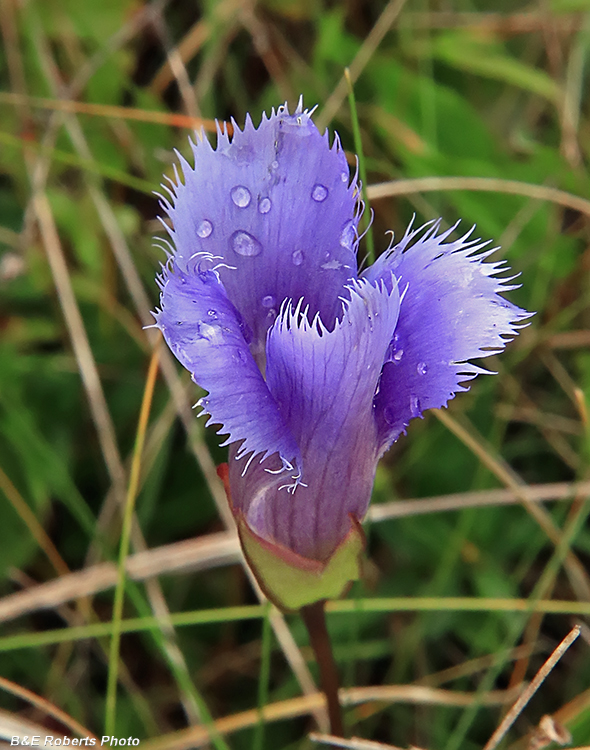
left=1, top=0, right=590, bottom=748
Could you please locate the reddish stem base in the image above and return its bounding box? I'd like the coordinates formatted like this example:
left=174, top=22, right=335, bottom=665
left=300, top=600, right=344, bottom=738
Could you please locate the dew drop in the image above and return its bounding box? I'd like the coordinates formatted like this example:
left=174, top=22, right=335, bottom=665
left=198, top=322, right=222, bottom=343
left=311, top=184, right=328, bottom=202
left=271, top=160, right=279, bottom=170
left=292, top=249, right=304, bottom=266
left=341, top=172, right=349, bottom=183
left=231, top=230, right=262, bottom=257
left=258, top=197, right=272, bottom=214
left=231, top=185, right=251, bottom=208
left=417, top=362, right=428, bottom=375
left=207, top=309, right=217, bottom=319
left=196, top=219, right=213, bottom=238
left=410, top=394, right=421, bottom=418
left=340, top=221, right=356, bottom=250
left=321, top=258, right=342, bottom=271
left=393, top=349, right=404, bottom=362
left=261, top=294, right=276, bottom=308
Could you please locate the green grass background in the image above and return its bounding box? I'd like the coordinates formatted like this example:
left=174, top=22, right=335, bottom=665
left=1, top=0, right=590, bottom=748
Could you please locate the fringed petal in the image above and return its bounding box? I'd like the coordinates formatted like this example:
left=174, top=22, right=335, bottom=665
left=159, top=101, right=361, bottom=362
left=362, top=220, right=532, bottom=451
left=154, top=260, right=301, bottom=475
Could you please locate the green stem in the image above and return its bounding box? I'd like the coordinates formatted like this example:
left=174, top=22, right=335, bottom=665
left=345, top=67, right=374, bottom=265
left=104, top=345, right=160, bottom=736
left=301, top=600, right=344, bottom=737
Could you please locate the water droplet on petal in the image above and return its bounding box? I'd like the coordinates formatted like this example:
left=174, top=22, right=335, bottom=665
left=231, top=230, right=262, bottom=257
left=196, top=220, right=213, bottom=238
left=261, top=294, right=276, bottom=308
left=417, top=362, right=428, bottom=375
left=292, top=249, right=304, bottom=266
left=271, top=160, right=279, bottom=170
left=410, top=394, right=421, bottom=417
left=321, top=258, right=343, bottom=270
left=207, top=309, right=217, bottom=319
left=311, top=184, right=328, bottom=202
left=393, top=349, right=404, bottom=362
left=340, top=221, right=356, bottom=249
left=258, top=197, right=271, bottom=214
left=341, top=172, right=349, bottom=183
left=231, top=185, right=251, bottom=208
left=198, top=322, right=222, bottom=343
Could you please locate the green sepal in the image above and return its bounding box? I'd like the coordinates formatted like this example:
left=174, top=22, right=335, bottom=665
left=236, top=512, right=365, bottom=612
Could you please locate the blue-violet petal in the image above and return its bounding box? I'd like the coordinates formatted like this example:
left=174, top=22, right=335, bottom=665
left=362, top=220, right=532, bottom=451
left=159, top=101, right=361, bottom=363
left=154, top=260, right=301, bottom=471
left=229, top=277, right=400, bottom=560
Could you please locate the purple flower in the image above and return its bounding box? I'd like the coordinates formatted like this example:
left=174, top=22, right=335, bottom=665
left=153, top=100, right=530, bottom=606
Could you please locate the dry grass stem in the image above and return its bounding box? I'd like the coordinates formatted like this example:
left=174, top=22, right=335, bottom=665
left=367, top=177, right=590, bottom=219
left=0, top=708, right=66, bottom=745
left=0, top=676, right=96, bottom=740
left=139, top=684, right=520, bottom=750
left=483, top=625, right=581, bottom=750
left=309, top=733, right=427, bottom=749
left=415, top=643, right=540, bottom=688
left=31, top=190, right=127, bottom=502
left=149, top=12, right=201, bottom=119
left=0, top=466, right=69, bottom=577
left=151, top=20, right=210, bottom=94
left=368, top=479, right=590, bottom=521
left=546, top=330, right=590, bottom=350
left=400, top=12, right=580, bottom=33
left=0, top=92, right=219, bottom=132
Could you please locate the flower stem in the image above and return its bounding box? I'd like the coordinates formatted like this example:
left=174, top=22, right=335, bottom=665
left=300, top=600, right=344, bottom=737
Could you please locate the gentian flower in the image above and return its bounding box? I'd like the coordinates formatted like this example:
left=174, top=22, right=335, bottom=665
left=153, top=100, right=530, bottom=611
